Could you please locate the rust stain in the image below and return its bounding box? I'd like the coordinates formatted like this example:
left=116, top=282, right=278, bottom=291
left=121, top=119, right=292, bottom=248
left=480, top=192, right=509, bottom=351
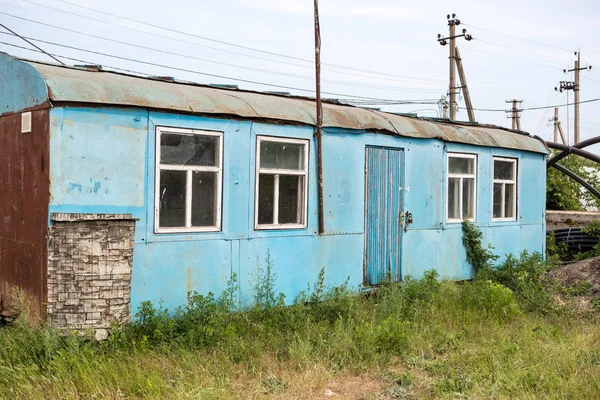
left=24, top=60, right=548, bottom=154
left=0, top=109, right=50, bottom=320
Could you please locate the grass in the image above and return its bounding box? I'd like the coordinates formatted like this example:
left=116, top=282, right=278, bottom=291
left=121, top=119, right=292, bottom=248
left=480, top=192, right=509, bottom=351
left=1, top=251, right=599, bottom=399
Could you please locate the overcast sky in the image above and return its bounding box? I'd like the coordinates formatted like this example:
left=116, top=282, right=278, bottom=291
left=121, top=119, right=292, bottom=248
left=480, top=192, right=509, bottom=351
left=2, top=0, right=600, bottom=145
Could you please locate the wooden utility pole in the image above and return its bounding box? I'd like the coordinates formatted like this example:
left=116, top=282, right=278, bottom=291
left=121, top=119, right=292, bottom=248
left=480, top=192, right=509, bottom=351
left=437, top=14, right=472, bottom=120
left=313, top=0, right=324, bottom=235
left=454, top=47, right=475, bottom=122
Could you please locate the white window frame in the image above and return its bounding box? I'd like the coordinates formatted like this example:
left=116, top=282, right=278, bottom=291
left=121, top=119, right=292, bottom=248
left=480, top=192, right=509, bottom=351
left=446, top=152, right=477, bottom=223
left=254, top=136, right=309, bottom=230
left=154, top=126, right=223, bottom=233
left=492, top=156, right=518, bottom=221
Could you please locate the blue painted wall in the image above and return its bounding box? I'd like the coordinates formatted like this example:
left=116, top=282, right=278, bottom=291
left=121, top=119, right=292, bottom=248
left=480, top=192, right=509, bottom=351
left=48, top=107, right=546, bottom=313
left=0, top=53, right=48, bottom=115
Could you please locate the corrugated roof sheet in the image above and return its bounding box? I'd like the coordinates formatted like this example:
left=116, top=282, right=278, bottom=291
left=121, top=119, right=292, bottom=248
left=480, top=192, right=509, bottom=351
left=25, top=60, right=547, bottom=154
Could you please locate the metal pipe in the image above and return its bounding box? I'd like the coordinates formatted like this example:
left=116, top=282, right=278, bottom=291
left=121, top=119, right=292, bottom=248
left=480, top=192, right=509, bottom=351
left=546, top=138, right=600, bottom=168
left=552, top=163, right=600, bottom=199
left=314, top=0, right=325, bottom=234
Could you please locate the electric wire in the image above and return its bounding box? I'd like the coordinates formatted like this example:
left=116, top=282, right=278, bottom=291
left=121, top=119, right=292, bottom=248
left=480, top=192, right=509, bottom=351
left=473, top=98, right=600, bottom=112
left=1, top=11, right=445, bottom=87
left=0, top=30, right=444, bottom=94
left=474, top=38, right=571, bottom=62
left=462, top=47, right=562, bottom=70
left=463, top=23, right=574, bottom=54
left=0, top=40, right=441, bottom=104
left=16, top=0, right=447, bottom=84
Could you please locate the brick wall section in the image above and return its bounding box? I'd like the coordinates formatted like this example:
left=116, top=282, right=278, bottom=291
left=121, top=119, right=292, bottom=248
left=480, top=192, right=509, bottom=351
left=47, top=213, right=136, bottom=340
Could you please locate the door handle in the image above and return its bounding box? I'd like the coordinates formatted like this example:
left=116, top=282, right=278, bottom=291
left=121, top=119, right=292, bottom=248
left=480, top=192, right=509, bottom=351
left=398, top=210, right=405, bottom=227
left=404, top=211, right=413, bottom=232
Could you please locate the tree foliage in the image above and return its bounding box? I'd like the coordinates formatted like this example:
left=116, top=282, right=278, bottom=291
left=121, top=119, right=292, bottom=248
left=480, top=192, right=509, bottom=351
left=546, top=151, right=600, bottom=211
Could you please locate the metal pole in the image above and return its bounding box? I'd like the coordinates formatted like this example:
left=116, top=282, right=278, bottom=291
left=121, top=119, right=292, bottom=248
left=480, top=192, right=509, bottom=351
left=449, top=22, right=457, bottom=120
left=454, top=47, right=475, bottom=122
left=314, top=0, right=325, bottom=235
left=574, top=53, right=580, bottom=144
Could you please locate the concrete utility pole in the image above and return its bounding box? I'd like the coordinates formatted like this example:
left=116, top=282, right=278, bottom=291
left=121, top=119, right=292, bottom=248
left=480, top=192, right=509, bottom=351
left=437, top=14, right=472, bottom=120
left=548, top=107, right=567, bottom=144
left=557, top=52, right=591, bottom=144
left=454, top=47, right=476, bottom=122
left=505, top=99, right=522, bottom=130
left=567, top=52, right=592, bottom=144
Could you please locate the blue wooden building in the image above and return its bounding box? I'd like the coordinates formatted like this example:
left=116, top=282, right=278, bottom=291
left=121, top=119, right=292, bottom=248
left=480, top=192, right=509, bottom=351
left=0, top=53, right=547, bottom=335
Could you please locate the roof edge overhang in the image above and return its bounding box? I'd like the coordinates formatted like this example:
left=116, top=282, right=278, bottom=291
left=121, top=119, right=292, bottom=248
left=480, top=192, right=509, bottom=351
left=0, top=53, right=50, bottom=116
left=12, top=54, right=547, bottom=154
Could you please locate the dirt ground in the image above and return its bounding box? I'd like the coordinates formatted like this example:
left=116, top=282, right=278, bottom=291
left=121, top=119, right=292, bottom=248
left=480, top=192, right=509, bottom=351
left=548, top=257, right=600, bottom=293
left=547, top=256, right=600, bottom=310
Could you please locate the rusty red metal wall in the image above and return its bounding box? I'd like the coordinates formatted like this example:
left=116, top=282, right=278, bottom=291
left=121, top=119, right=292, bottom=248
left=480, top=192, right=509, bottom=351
left=0, top=109, right=50, bottom=319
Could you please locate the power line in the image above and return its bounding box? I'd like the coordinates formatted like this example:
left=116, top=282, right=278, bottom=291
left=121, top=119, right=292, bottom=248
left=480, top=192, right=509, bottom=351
left=0, top=31, right=444, bottom=94
left=462, top=47, right=561, bottom=70
left=1, top=11, right=444, bottom=87
left=16, top=0, right=447, bottom=85
left=462, top=22, right=574, bottom=53
left=473, top=98, right=600, bottom=112
left=0, top=22, right=64, bottom=64
left=474, top=38, right=571, bottom=62
left=0, top=40, right=441, bottom=103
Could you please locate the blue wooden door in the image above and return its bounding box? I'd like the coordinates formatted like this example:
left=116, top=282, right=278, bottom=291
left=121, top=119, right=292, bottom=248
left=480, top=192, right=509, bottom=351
left=364, top=147, right=405, bottom=285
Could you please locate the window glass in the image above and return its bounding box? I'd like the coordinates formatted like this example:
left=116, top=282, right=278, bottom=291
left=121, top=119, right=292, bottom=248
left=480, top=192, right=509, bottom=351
left=279, top=175, right=303, bottom=224
left=447, top=177, right=460, bottom=220
left=161, top=133, right=219, bottom=167
left=493, top=183, right=503, bottom=218
left=191, top=171, right=217, bottom=227
left=492, top=158, right=517, bottom=220
left=447, top=154, right=476, bottom=222
left=463, top=177, right=475, bottom=219
left=257, top=174, right=275, bottom=225
left=256, top=137, right=308, bottom=229
left=505, top=183, right=515, bottom=218
left=493, top=160, right=514, bottom=180
left=158, top=170, right=186, bottom=228
left=155, top=128, right=222, bottom=232
left=449, top=157, right=474, bottom=174
left=260, top=141, right=304, bottom=170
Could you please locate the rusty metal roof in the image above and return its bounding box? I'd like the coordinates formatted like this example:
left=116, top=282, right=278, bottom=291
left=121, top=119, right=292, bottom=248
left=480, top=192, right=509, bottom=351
left=25, top=60, right=547, bottom=154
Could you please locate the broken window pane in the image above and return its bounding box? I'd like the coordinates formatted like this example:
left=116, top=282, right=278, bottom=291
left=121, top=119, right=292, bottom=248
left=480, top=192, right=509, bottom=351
left=449, top=157, right=474, bottom=174
left=493, top=183, right=503, bottom=219
left=279, top=175, right=303, bottom=224
left=161, top=133, right=219, bottom=167
left=463, top=177, right=475, bottom=219
left=494, top=160, right=514, bottom=180
left=258, top=174, right=275, bottom=224
left=260, top=141, right=304, bottom=170
left=191, top=171, right=217, bottom=227
left=448, top=177, right=460, bottom=219
left=159, top=170, right=186, bottom=227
